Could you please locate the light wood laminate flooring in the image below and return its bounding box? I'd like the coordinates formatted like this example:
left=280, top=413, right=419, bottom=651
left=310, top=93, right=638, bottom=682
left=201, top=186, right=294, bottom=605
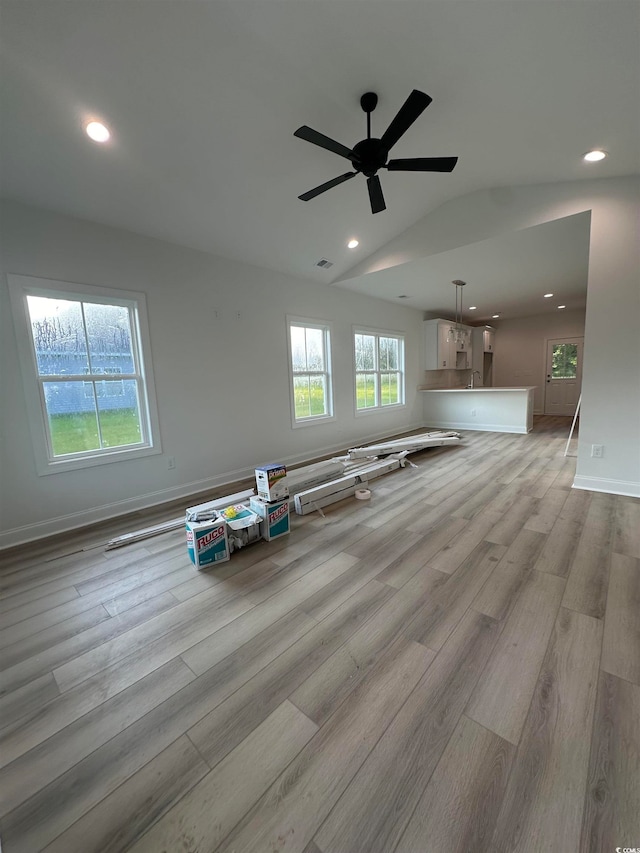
left=0, top=417, right=638, bottom=852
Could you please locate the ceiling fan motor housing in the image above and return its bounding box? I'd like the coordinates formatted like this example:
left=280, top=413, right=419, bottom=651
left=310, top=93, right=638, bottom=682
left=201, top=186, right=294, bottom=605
left=351, top=138, right=388, bottom=177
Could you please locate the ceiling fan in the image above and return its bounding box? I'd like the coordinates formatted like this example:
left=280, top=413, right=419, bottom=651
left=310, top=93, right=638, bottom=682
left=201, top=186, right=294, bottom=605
left=294, top=89, right=458, bottom=214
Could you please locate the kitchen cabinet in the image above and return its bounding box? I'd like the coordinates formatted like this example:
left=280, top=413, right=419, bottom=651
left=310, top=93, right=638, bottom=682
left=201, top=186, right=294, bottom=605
left=424, top=319, right=473, bottom=370
left=483, top=327, right=495, bottom=352
left=471, top=325, right=495, bottom=386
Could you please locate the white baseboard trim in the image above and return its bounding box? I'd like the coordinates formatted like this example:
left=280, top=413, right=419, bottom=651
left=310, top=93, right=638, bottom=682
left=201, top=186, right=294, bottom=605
left=424, top=420, right=530, bottom=434
left=0, top=420, right=425, bottom=550
left=572, top=475, right=640, bottom=498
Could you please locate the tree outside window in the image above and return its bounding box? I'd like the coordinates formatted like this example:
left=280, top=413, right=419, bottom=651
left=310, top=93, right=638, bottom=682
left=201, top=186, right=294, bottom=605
left=551, top=343, right=578, bottom=379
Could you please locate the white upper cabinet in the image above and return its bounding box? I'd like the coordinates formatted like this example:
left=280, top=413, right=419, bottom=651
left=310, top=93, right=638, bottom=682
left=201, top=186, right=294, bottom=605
left=424, top=319, right=473, bottom=370
left=483, top=328, right=495, bottom=352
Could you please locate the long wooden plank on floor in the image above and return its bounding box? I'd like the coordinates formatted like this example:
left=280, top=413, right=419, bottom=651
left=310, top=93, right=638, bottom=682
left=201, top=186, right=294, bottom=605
left=313, top=610, right=500, bottom=853
left=0, top=592, right=181, bottom=697
left=288, top=566, right=444, bottom=727
left=471, top=528, right=547, bottom=622
left=47, top=702, right=317, bottom=853
left=612, top=495, right=640, bottom=558
left=41, top=736, right=210, bottom=853
left=0, top=674, right=60, bottom=733
left=394, top=714, right=515, bottom=853
left=425, top=508, right=502, bottom=575
left=580, top=671, right=640, bottom=853
left=561, top=491, right=616, bottom=619
left=403, top=540, right=506, bottom=652
left=465, top=569, right=566, bottom=744
left=216, top=637, right=434, bottom=853
left=51, top=583, right=249, bottom=693
left=0, top=603, right=329, bottom=850
left=0, top=608, right=313, bottom=772
left=0, top=545, right=163, bottom=601
left=176, top=553, right=362, bottom=677
left=488, top=607, right=602, bottom=853
left=187, top=578, right=400, bottom=766
left=601, top=552, right=640, bottom=685
left=0, top=563, right=195, bottom=649
left=0, top=657, right=195, bottom=816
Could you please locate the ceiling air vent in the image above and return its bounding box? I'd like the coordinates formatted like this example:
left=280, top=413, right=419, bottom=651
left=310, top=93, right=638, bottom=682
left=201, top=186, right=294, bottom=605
left=316, top=258, right=334, bottom=269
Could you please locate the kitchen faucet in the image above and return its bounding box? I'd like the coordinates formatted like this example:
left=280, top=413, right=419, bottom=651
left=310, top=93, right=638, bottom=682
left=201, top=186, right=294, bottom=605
left=467, top=370, right=482, bottom=389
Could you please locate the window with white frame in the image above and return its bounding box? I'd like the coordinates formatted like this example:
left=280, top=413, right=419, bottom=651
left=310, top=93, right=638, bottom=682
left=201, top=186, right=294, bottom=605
left=287, top=318, right=334, bottom=425
left=8, top=275, right=162, bottom=474
left=354, top=329, right=405, bottom=411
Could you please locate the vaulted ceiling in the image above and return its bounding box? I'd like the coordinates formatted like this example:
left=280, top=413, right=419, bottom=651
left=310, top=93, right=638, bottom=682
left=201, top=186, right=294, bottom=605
left=1, top=1, right=638, bottom=318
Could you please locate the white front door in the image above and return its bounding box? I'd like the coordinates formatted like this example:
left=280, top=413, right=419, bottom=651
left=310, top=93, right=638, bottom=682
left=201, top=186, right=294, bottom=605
left=545, top=337, right=583, bottom=416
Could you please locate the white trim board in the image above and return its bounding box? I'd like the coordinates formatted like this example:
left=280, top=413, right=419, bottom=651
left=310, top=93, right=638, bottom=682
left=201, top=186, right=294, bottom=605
left=424, top=420, right=532, bottom=434
left=572, top=475, right=640, bottom=499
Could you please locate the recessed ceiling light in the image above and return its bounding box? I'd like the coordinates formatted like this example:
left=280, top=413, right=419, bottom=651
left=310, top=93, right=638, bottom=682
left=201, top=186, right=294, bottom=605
left=85, top=121, right=110, bottom=143
left=583, top=150, right=607, bottom=162
left=347, top=239, right=359, bottom=249
left=468, top=306, right=477, bottom=310
left=558, top=305, right=566, bottom=309
left=492, top=314, right=500, bottom=319
left=543, top=293, right=554, bottom=298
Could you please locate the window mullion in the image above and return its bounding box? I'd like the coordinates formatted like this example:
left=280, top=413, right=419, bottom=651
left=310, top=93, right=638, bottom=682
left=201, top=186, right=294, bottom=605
left=36, top=376, right=56, bottom=460
left=79, top=302, right=106, bottom=449
left=128, top=306, right=143, bottom=379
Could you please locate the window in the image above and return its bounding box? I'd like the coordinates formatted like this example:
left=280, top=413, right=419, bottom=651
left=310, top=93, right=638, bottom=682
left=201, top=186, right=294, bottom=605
left=8, top=275, right=161, bottom=474
left=551, top=343, right=578, bottom=379
left=354, top=329, right=405, bottom=412
left=287, top=318, right=334, bottom=426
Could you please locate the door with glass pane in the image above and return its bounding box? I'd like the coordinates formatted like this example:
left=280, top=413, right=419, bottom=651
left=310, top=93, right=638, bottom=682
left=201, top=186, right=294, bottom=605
left=544, top=337, right=583, bottom=416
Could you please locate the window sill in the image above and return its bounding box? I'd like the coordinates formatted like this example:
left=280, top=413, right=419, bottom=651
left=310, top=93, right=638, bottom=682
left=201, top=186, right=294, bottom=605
left=355, top=403, right=406, bottom=417
left=36, top=443, right=162, bottom=476
left=291, top=414, right=337, bottom=430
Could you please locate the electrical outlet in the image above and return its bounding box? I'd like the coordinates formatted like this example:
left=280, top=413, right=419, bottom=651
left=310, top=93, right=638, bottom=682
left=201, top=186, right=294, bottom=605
left=591, top=444, right=604, bottom=458
left=167, top=456, right=176, bottom=469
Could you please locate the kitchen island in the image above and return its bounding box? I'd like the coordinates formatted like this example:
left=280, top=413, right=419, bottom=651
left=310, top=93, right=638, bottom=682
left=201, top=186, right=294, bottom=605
left=421, top=386, right=536, bottom=434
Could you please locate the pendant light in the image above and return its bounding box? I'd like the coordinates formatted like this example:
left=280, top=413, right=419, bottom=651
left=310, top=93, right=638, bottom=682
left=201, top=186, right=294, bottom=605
left=448, top=280, right=468, bottom=346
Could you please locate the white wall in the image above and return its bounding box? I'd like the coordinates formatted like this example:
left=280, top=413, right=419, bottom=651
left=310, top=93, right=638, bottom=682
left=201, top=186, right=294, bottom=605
left=342, top=176, right=640, bottom=497
left=0, top=201, right=425, bottom=548
left=492, top=309, right=586, bottom=413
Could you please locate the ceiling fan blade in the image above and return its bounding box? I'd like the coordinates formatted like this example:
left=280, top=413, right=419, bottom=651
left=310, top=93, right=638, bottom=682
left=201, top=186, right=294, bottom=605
left=380, top=90, right=432, bottom=151
left=294, top=126, right=354, bottom=160
left=387, top=156, right=458, bottom=172
left=367, top=175, right=386, bottom=214
left=298, top=171, right=357, bottom=201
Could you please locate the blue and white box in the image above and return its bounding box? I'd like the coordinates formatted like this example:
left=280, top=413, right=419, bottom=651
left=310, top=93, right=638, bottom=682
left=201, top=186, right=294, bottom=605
left=250, top=496, right=290, bottom=541
left=186, top=517, right=230, bottom=568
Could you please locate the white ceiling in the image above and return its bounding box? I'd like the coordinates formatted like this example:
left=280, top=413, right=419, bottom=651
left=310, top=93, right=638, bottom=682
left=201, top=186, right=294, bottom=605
left=1, top=1, right=638, bottom=318
left=337, top=211, right=592, bottom=321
